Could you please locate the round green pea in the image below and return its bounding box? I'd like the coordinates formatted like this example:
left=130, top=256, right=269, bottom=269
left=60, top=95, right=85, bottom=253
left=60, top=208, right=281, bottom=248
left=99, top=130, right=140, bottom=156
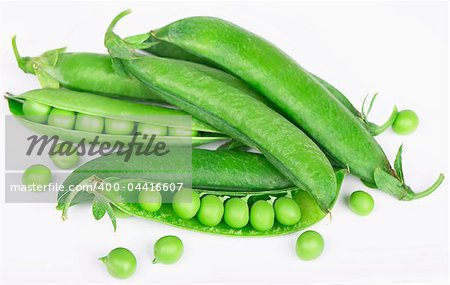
left=104, top=118, right=135, bottom=135
left=137, top=123, right=167, bottom=136
left=50, top=143, right=79, bottom=169
left=392, top=109, right=419, bottom=135
left=349, top=190, right=374, bottom=216
left=250, top=200, right=275, bottom=231
left=22, top=164, right=52, bottom=190
left=224, top=198, right=249, bottom=229
left=274, top=197, right=301, bottom=226
left=296, top=230, right=324, bottom=261
left=172, top=189, right=201, bottom=219
left=153, top=235, right=184, bottom=264
left=138, top=190, right=162, bottom=212
left=168, top=127, right=198, bottom=137
left=47, top=108, right=76, bottom=129
left=197, top=195, right=224, bottom=227
left=75, top=113, right=104, bottom=133
left=22, top=100, right=52, bottom=123
left=99, top=247, right=136, bottom=279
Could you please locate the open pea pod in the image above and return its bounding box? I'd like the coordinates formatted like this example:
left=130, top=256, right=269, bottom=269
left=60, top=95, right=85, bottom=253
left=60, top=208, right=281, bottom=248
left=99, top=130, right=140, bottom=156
left=58, top=149, right=346, bottom=236
left=5, top=88, right=226, bottom=146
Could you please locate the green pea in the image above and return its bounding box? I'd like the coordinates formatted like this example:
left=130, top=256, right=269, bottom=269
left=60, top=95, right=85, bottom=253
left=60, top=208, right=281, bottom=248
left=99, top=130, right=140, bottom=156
left=392, top=109, right=419, bottom=135
left=153, top=235, right=184, bottom=264
left=172, top=189, right=201, bottom=219
left=99, top=247, right=136, bottom=279
left=22, top=100, right=51, bottom=123
left=250, top=200, right=275, bottom=231
left=138, top=190, right=162, bottom=212
left=75, top=113, right=104, bottom=133
left=274, top=197, right=301, bottom=226
left=22, top=164, right=52, bottom=189
left=296, top=230, right=324, bottom=261
left=104, top=118, right=135, bottom=135
left=50, top=143, right=79, bottom=169
left=349, top=190, right=374, bottom=216
left=168, top=127, right=198, bottom=137
left=137, top=123, right=167, bottom=136
left=47, top=108, right=76, bottom=129
left=224, top=198, right=249, bottom=229
left=197, top=195, right=224, bottom=227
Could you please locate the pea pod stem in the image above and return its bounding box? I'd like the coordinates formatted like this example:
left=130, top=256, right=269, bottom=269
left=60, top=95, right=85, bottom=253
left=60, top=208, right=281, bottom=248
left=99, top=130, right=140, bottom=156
left=361, top=93, right=398, bottom=136
left=408, top=174, right=445, bottom=200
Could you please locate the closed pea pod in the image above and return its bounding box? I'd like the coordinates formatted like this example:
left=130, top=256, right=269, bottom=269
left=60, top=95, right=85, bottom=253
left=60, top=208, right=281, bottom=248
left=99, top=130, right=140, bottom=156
left=105, top=11, right=337, bottom=213
left=147, top=13, right=444, bottom=200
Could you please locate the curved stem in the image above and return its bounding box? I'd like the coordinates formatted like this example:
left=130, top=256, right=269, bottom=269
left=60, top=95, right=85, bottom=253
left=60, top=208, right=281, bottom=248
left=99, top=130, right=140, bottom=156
left=11, top=36, right=35, bottom=74
left=368, top=105, right=398, bottom=136
left=106, top=9, right=131, bottom=34
left=411, top=173, right=445, bottom=200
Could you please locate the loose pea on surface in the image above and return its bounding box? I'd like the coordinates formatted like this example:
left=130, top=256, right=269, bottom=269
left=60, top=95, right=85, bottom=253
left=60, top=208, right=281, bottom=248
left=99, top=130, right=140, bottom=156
left=348, top=190, right=374, bottom=216
left=197, top=195, right=224, bottom=227
left=138, top=190, right=162, bottom=212
left=274, top=197, right=301, bottom=226
left=22, top=100, right=52, bottom=123
left=392, top=109, right=419, bottom=135
left=47, top=108, right=76, bottom=129
left=50, top=143, right=79, bottom=169
left=137, top=123, right=167, bottom=136
left=168, top=127, right=198, bottom=137
left=296, top=230, right=324, bottom=261
left=250, top=200, right=275, bottom=231
left=99, top=247, right=136, bottom=279
left=104, top=118, right=135, bottom=135
left=223, top=198, right=249, bottom=229
left=22, top=164, right=52, bottom=189
left=153, top=235, right=184, bottom=264
left=75, top=113, right=104, bottom=133
left=172, top=189, right=201, bottom=219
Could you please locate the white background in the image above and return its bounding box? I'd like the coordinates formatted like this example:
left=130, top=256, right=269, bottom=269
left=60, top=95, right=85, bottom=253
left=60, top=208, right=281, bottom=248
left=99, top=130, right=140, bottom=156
left=0, top=1, right=448, bottom=284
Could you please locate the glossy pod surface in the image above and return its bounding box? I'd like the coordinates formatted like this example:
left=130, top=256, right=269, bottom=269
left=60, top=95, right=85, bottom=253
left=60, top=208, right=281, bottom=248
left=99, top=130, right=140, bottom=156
left=6, top=89, right=226, bottom=146
left=105, top=12, right=338, bottom=212
left=59, top=149, right=346, bottom=236
left=148, top=15, right=443, bottom=199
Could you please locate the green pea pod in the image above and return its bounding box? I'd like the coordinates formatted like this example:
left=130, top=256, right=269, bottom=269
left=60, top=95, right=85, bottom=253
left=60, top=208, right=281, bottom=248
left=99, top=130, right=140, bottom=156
left=141, top=36, right=397, bottom=136
left=5, top=89, right=226, bottom=146
left=12, top=36, right=267, bottom=105
left=104, top=11, right=337, bottom=213
left=58, top=149, right=346, bottom=236
left=147, top=13, right=443, bottom=200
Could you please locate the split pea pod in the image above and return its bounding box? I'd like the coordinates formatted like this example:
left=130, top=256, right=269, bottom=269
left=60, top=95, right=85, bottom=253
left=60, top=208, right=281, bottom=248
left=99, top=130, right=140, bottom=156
left=58, top=149, right=346, bottom=236
left=104, top=11, right=338, bottom=212
left=5, top=88, right=226, bottom=146
left=147, top=14, right=443, bottom=199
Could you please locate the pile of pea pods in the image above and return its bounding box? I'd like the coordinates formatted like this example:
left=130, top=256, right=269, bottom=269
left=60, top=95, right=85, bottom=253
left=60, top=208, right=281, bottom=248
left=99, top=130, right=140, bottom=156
left=8, top=10, right=444, bottom=278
